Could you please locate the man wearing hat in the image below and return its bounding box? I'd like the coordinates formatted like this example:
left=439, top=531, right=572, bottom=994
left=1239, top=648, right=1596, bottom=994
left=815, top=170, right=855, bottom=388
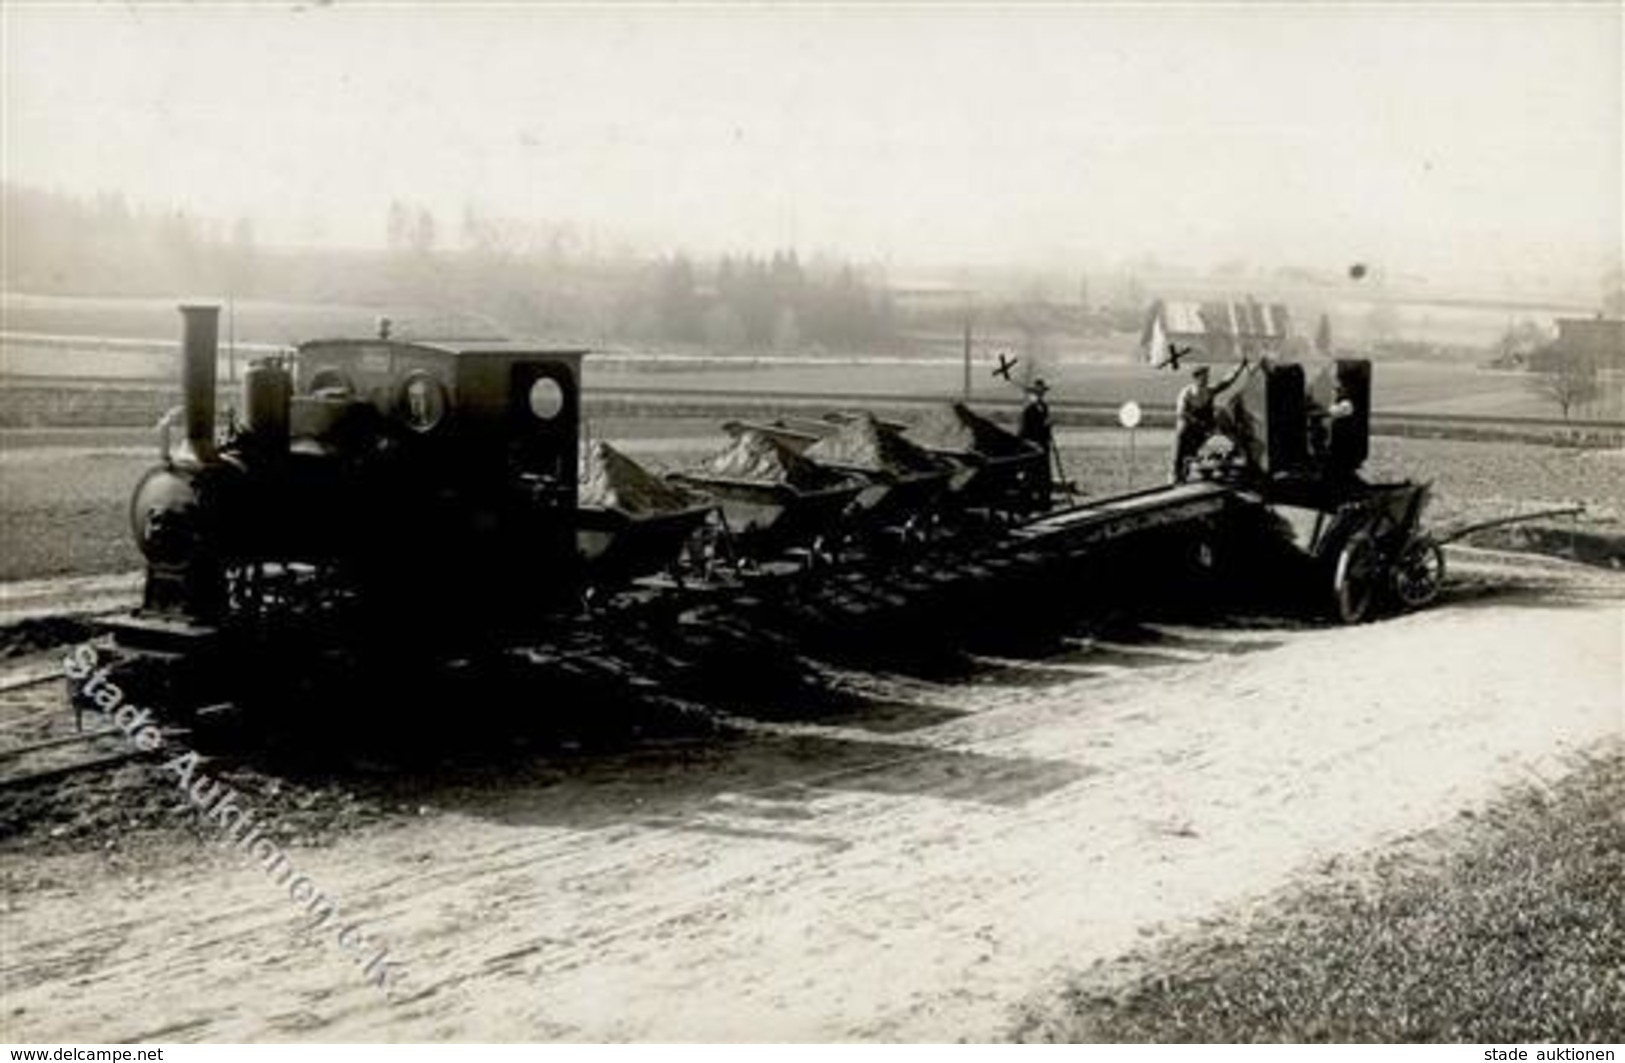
left=1172, top=358, right=1248, bottom=482
left=1018, top=378, right=1055, bottom=504
left=1018, top=378, right=1053, bottom=451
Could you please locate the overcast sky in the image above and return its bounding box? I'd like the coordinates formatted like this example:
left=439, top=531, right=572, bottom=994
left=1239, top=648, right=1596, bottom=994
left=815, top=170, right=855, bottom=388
left=5, top=2, right=1620, bottom=285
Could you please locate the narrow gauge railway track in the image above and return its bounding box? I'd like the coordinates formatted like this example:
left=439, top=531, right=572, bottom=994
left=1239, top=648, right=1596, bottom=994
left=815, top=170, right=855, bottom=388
left=0, top=735, right=152, bottom=791
left=0, top=666, right=66, bottom=694
left=0, top=718, right=202, bottom=792
left=0, top=653, right=193, bottom=791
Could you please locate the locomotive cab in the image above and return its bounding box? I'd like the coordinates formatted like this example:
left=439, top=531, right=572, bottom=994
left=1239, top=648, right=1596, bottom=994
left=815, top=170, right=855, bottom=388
left=288, top=337, right=582, bottom=497
left=283, top=338, right=586, bottom=624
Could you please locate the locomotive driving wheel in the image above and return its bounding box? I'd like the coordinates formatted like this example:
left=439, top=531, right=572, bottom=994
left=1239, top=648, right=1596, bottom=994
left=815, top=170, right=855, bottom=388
left=1391, top=534, right=1445, bottom=609
left=1331, top=531, right=1378, bottom=624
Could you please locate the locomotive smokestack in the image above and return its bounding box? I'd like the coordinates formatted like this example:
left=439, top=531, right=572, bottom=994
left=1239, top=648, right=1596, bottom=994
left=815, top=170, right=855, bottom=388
left=179, top=304, right=220, bottom=463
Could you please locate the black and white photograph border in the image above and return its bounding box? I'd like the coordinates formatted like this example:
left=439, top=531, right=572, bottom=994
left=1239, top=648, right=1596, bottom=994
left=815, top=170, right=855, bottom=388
left=1, top=0, right=1621, bottom=1048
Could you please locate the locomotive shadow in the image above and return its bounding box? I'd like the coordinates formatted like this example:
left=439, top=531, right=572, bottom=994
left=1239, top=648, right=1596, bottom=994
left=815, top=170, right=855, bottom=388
left=440, top=727, right=1096, bottom=832
left=197, top=670, right=725, bottom=774
left=194, top=660, right=1090, bottom=825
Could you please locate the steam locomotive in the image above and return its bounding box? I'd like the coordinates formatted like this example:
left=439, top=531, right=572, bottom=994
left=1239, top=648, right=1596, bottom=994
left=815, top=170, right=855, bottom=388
left=123, top=305, right=588, bottom=656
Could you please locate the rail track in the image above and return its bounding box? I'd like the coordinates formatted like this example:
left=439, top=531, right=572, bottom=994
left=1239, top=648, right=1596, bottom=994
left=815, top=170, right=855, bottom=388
left=0, top=738, right=149, bottom=791
left=0, top=705, right=194, bottom=793
left=0, top=664, right=66, bottom=693
left=0, top=647, right=162, bottom=790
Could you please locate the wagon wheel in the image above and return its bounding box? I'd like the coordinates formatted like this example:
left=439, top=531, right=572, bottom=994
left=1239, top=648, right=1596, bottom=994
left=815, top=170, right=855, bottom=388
left=1391, top=534, right=1446, bottom=609
left=696, top=512, right=741, bottom=579
left=224, top=562, right=264, bottom=619
left=807, top=533, right=838, bottom=569
left=1331, top=531, right=1379, bottom=624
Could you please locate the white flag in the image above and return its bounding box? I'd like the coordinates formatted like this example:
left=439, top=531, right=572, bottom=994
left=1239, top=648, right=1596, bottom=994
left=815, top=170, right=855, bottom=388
left=1147, top=313, right=1171, bottom=367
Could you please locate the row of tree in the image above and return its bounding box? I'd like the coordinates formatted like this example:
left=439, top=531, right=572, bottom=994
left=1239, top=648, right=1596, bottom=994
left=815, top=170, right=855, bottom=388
left=628, top=252, right=895, bottom=350
left=380, top=202, right=897, bottom=349
left=2, top=186, right=897, bottom=351
left=3, top=184, right=259, bottom=296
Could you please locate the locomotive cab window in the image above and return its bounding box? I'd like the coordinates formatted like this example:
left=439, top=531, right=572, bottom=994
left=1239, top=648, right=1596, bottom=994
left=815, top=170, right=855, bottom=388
left=307, top=367, right=355, bottom=396
left=396, top=371, right=449, bottom=434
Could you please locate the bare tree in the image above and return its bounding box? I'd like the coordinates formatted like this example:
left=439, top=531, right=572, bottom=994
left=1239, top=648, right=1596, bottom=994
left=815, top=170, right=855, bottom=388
left=1528, top=348, right=1601, bottom=419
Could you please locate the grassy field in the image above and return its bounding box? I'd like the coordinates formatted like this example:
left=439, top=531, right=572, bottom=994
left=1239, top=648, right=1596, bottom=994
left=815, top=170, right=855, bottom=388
left=9, top=349, right=1619, bottom=424
left=3, top=417, right=1620, bottom=583
left=590, top=358, right=1624, bottom=421
left=6, top=290, right=1620, bottom=420
left=1017, top=746, right=1625, bottom=1043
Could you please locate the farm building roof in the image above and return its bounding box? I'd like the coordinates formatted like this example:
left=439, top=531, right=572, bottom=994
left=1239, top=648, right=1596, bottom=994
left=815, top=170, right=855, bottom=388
left=1142, top=298, right=1295, bottom=361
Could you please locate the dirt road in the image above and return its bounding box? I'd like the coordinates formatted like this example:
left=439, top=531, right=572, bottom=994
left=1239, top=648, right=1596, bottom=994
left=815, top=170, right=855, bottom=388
left=2, top=549, right=1620, bottom=1042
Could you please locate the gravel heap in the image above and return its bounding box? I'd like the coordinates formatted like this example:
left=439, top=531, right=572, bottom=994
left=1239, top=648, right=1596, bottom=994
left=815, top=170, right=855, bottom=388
left=804, top=412, right=945, bottom=476
left=694, top=428, right=849, bottom=490
left=580, top=440, right=696, bottom=515
left=907, top=402, right=1034, bottom=458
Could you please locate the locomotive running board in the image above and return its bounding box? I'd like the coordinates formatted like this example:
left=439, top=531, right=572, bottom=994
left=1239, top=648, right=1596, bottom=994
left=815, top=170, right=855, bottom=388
left=102, top=613, right=222, bottom=654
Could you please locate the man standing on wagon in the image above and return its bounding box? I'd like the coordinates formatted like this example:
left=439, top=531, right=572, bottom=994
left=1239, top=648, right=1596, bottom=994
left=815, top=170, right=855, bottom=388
left=1172, top=358, right=1248, bottom=482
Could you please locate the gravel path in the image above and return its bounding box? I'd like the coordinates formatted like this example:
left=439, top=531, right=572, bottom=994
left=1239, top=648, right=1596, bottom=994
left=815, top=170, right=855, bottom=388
left=1, top=549, right=1618, bottom=1041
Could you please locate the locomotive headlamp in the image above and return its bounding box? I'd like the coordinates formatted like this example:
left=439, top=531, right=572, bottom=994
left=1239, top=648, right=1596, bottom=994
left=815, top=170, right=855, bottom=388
left=528, top=377, right=565, bottom=420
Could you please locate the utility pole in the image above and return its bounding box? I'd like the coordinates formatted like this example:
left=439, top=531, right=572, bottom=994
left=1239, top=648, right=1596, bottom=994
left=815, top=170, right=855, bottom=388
left=962, top=306, right=973, bottom=400
left=226, top=294, right=237, bottom=385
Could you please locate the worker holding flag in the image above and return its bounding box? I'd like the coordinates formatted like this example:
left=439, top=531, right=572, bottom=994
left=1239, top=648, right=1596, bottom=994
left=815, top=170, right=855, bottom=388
left=1172, top=359, right=1250, bottom=482
left=1145, top=304, right=1250, bottom=482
